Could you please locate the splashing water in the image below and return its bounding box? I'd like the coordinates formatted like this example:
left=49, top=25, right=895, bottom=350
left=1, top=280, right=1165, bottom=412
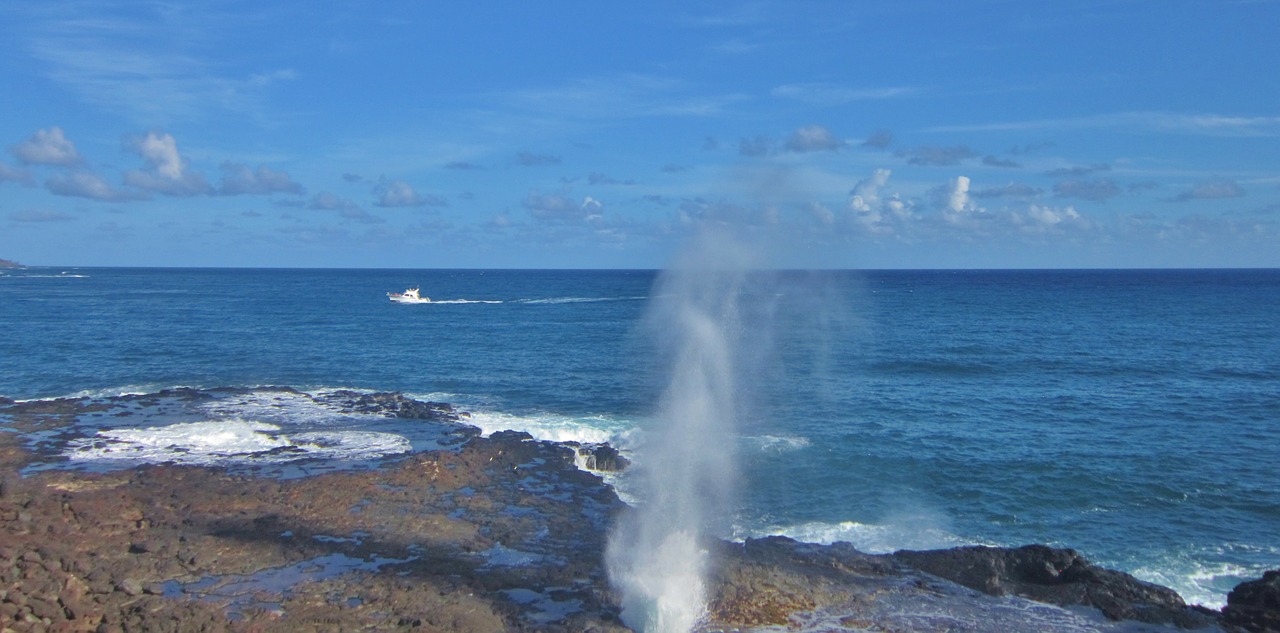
left=606, top=230, right=766, bottom=632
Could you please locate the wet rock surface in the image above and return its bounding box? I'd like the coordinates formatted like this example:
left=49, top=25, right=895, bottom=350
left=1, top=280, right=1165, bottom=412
left=1224, top=570, right=1280, bottom=632
left=891, top=545, right=1220, bottom=628
left=1, top=388, right=1272, bottom=632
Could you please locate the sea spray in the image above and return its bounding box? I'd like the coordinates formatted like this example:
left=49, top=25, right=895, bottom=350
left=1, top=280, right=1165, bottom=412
left=606, top=230, right=770, bottom=632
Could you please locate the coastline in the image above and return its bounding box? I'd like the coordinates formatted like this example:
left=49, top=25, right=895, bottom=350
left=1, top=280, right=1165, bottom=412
left=1, top=388, right=1272, bottom=631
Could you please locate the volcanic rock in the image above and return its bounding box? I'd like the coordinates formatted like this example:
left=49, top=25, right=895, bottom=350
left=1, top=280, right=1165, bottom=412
left=892, top=544, right=1218, bottom=627
left=569, top=442, right=631, bottom=472
left=0, top=387, right=1254, bottom=632
left=1224, top=569, right=1280, bottom=632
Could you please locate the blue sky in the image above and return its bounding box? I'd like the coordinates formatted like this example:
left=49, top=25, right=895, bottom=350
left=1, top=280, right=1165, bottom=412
left=1, top=0, right=1277, bottom=269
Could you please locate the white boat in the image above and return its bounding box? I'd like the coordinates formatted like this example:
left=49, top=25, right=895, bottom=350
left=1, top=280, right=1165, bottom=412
left=387, top=287, right=431, bottom=304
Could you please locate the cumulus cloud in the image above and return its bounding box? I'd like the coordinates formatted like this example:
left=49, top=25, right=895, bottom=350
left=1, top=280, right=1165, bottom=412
left=46, top=171, right=142, bottom=202
left=942, top=176, right=977, bottom=214
left=784, top=125, right=845, bottom=152
left=308, top=191, right=383, bottom=223
left=845, top=168, right=913, bottom=234
left=523, top=191, right=604, bottom=223
left=516, top=151, right=560, bottom=166
left=372, top=178, right=445, bottom=208
left=1174, top=178, right=1244, bottom=201
left=1017, top=204, right=1091, bottom=233
left=1053, top=179, right=1122, bottom=201
left=218, top=162, right=304, bottom=196
left=0, top=161, right=35, bottom=185
left=849, top=169, right=891, bottom=213
left=309, top=192, right=356, bottom=211
left=897, top=145, right=977, bottom=166
left=123, top=131, right=210, bottom=196
left=12, top=127, right=83, bottom=166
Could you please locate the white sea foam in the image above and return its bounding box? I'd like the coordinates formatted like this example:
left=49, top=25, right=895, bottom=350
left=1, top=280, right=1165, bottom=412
left=518, top=296, right=644, bottom=305
left=428, top=299, right=503, bottom=304
left=477, top=543, right=543, bottom=568
left=200, top=389, right=375, bottom=426
left=64, top=419, right=410, bottom=466
left=1129, top=544, right=1279, bottom=610
left=463, top=409, right=639, bottom=448
left=744, top=433, right=811, bottom=453
left=745, top=519, right=979, bottom=554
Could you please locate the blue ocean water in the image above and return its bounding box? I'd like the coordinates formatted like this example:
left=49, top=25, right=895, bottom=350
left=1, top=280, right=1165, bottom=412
left=1, top=266, right=1277, bottom=609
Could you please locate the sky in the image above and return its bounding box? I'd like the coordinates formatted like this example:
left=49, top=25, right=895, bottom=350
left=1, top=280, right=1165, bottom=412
left=1, top=0, right=1278, bottom=269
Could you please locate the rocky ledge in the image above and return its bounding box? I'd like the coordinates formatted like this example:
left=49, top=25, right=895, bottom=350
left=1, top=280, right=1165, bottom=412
left=1, top=388, right=1276, bottom=632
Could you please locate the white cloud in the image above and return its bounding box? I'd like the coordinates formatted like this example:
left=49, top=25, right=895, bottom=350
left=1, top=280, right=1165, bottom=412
left=1174, top=178, right=1244, bottom=201
left=945, top=176, right=974, bottom=214
left=524, top=192, right=604, bottom=223
left=218, top=162, right=304, bottom=196
left=309, top=192, right=356, bottom=211
left=374, top=179, right=442, bottom=208
left=1018, top=204, right=1090, bottom=233
left=12, top=127, right=83, bottom=166
left=771, top=83, right=915, bottom=106
left=19, top=5, right=296, bottom=124
left=123, top=131, right=210, bottom=196
left=850, top=169, right=891, bottom=213
left=926, top=111, right=1280, bottom=138
left=46, top=171, right=142, bottom=202
left=0, top=161, right=35, bottom=185
left=507, top=74, right=743, bottom=121
left=308, top=192, right=383, bottom=223
left=898, top=145, right=977, bottom=166
left=843, top=169, right=913, bottom=235
left=784, top=125, right=845, bottom=153
left=807, top=202, right=836, bottom=226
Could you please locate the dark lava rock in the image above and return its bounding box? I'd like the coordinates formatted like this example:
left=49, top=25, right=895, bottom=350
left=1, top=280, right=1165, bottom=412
left=318, top=390, right=467, bottom=422
left=577, top=443, right=631, bottom=472
left=893, top=544, right=1217, bottom=627
left=490, top=429, right=534, bottom=442
left=1224, top=569, right=1280, bottom=632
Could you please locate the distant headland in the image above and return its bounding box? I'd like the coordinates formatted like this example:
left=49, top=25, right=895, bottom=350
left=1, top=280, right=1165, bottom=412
left=0, top=259, right=24, bottom=269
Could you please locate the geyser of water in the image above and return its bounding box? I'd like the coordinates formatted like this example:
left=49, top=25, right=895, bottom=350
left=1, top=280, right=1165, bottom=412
left=606, top=230, right=765, bottom=633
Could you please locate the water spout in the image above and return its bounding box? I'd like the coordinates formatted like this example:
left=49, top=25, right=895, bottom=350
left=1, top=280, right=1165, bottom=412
left=606, top=229, right=762, bottom=632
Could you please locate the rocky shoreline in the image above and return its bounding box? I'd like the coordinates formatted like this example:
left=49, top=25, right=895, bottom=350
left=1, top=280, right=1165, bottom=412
left=1, top=388, right=1275, bottom=632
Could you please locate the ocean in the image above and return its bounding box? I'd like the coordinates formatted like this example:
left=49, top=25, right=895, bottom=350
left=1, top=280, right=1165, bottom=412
left=1, top=266, right=1277, bottom=610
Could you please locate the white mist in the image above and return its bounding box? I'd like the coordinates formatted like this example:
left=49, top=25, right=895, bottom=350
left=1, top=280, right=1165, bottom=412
left=606, top=230, right=763, bottom=633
